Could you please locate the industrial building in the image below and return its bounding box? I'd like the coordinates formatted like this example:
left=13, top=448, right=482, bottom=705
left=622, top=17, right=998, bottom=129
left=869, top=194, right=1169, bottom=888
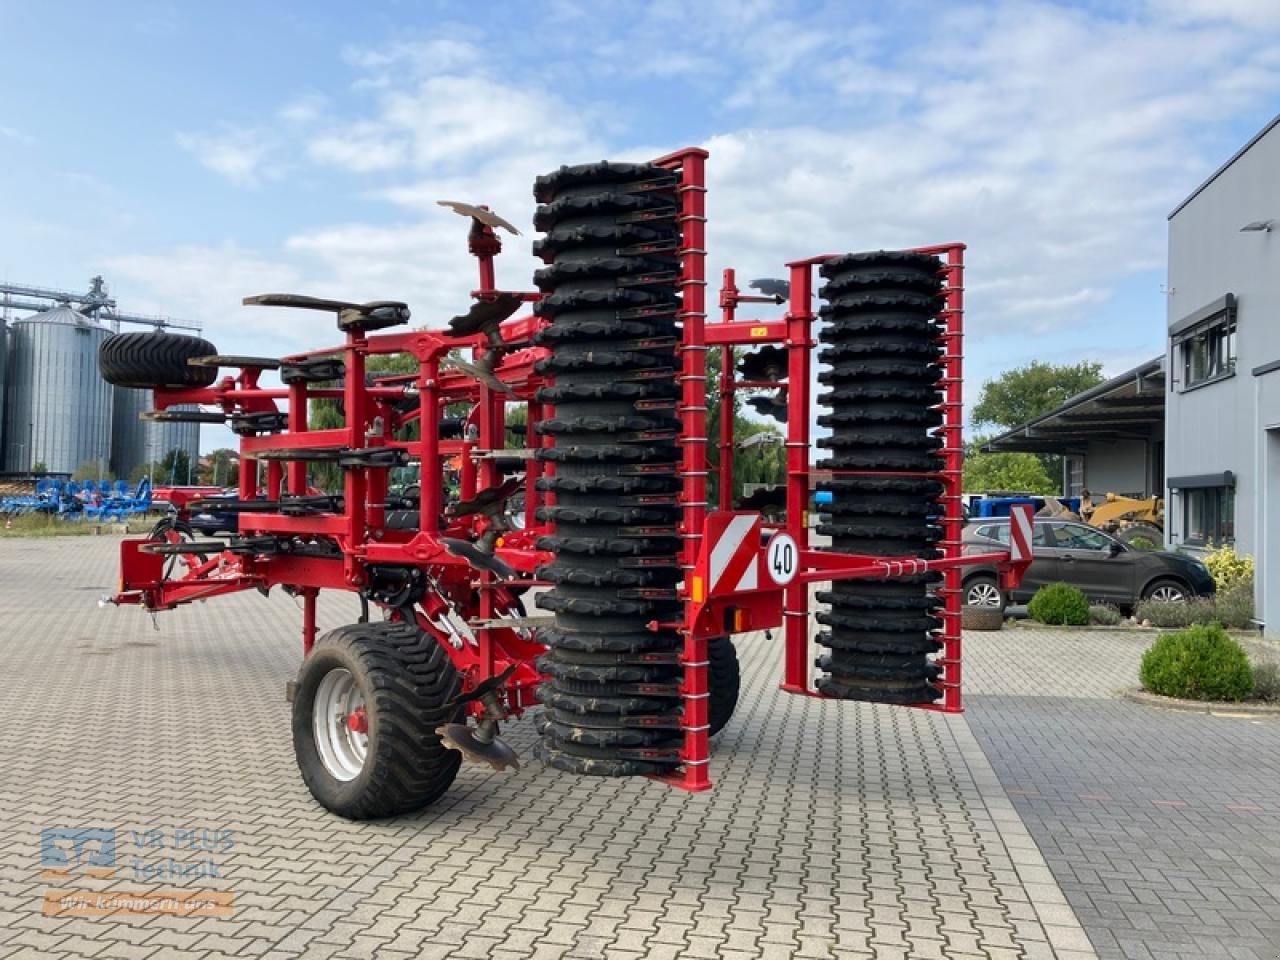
left=0, top=278, right=201, bottom=480
left=1166, top=113, right=1280, bottom=637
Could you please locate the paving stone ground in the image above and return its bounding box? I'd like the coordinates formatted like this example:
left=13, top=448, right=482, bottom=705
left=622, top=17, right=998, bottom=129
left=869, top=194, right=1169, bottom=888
left=0, top=537, right=1102, bottom=959
left=965, top=625, right=1280, bottom=960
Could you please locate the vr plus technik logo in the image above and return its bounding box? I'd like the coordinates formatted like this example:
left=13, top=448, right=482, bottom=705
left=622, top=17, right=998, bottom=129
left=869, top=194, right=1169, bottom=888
left=40, top=828, right=117, bottom=878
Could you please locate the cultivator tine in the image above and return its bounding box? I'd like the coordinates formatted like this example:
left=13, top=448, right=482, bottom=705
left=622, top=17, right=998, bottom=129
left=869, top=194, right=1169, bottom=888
left=746, top=392, right=788, bottom=422
left=447, top=664, right=520, bottom=709
left=447, top=477, right=523, bottom=518
left=737, top=345, right=788, bottom=382
left=139, top=539, right=227, bottom=556
left=438, top=663, right=522, bottom=771
left=448, top=357, right=516, bottom=394
left=187, top=355, right=282, bottom=370
left=448, top=293, right=524, bottom=338
left=230, top=411, right=289, bottom=436
left=140, top=410, right=228, bottom=424
left=436, top=200, right=521, bottom=235
left=749, top=277, right=790, bottom=301
left=440, top=538, right=518, bottom=579
left=245, top=294, right=410, bottom=333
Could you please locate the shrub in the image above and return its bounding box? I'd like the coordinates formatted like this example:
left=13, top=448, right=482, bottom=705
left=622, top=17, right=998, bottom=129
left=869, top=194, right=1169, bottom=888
left=1128, top=536, right=1159, bottom=551
left=1135, top=598, right=1213, bottom=629
left=1089, top=603, right=1123, bottom=626
left=1213, top=581, right=1255, bottom=630
left=1139, top=624, right=1253, bottom=701
left=1202, top=544, right=1254, bottom=592
left=1027, top=582, right=1090, bottom=626
left=1252, top=661, right=1280, bottom=701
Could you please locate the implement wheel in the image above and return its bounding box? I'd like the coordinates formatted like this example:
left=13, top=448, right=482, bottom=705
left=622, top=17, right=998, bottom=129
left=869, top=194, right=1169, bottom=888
left=707, top=636, right=740, bottom=737
left=292, top=620, right=461, bottom=820
left=98, top=332, right=220, bottom=389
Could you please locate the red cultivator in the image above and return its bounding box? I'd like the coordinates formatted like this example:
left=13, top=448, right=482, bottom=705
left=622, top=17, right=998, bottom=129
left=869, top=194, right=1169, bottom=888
left=101, top=147, right=1031, bottom=819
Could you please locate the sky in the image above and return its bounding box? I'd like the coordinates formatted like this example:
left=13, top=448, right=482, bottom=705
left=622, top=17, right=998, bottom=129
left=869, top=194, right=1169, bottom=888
left=1, top=0, right=1278, bottom=453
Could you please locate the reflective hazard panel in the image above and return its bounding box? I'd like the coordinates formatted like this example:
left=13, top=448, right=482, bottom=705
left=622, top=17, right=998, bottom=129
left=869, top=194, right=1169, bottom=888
left=1009, top=505, right=1033, bottom=563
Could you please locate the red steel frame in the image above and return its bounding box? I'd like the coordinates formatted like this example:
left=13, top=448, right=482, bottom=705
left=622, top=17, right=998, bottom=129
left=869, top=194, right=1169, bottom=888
left=108, top=145, right=1027, bottom=794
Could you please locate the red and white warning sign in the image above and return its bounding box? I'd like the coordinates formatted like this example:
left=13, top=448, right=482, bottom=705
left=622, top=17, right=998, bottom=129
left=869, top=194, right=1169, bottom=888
left=1008, top=504, right=1034, bottom=563
left=706, top=512, right=760, bottom=594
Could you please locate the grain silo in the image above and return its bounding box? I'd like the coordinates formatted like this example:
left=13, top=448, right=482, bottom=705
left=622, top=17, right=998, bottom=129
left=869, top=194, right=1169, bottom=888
left=110, top=386, right=200, bottom=482
left=2, top=305, right=113, bottom=474
left=0, top=318, right=8, bottom=461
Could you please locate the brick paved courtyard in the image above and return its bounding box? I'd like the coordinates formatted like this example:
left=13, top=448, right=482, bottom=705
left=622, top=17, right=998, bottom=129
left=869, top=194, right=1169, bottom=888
left=966, top=627, right=1280, bottom=960
left=1, top=538, right=1273, bottom=959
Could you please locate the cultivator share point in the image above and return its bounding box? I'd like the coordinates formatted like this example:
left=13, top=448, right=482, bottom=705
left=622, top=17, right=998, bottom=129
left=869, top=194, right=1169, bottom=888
left=100, top=147, right=1032, bottom=819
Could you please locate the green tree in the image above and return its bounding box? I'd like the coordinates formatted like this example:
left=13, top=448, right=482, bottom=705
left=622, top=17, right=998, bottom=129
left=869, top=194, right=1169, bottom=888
left=31, top=461, right=48, bottom=475
left=970, top=360, right=1105, bottom=431
left=963, top=447, right=1056, bottom=495
left=706, top=347, right=785, bottom=504
left=200, top=448, right=240, bottom=487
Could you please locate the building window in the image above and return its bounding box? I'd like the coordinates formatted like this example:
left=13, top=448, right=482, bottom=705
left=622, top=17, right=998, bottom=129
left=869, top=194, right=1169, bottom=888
left=1183, top=486, right=1234, bottom=545
left=1172, top=294, right=1237, bottom=391
left=1181, top=317, right=1235, bottom=387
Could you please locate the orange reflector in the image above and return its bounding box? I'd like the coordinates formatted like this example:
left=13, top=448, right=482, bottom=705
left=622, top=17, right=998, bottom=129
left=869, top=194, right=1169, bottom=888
left=733, top=609, right=747, bottom=632
left=691, top=575, right=705, bottom=603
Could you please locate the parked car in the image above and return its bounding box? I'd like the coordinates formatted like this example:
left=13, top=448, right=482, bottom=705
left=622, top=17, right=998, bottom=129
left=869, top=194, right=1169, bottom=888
left=961, top=518, right=1215, bottom=613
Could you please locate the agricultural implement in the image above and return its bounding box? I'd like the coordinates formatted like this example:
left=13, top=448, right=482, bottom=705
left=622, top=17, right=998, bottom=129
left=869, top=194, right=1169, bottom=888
left=99, top=148, right=1032, bottom=819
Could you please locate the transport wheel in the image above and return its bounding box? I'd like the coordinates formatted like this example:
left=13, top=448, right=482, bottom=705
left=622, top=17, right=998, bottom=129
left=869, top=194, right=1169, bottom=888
left=963, top=575, right=1006, bottom=613
left=530, top=160, right=684, bottom=775
left=814, top=252, right=946, bottom=705
left=707, top=636, right=740, bottom=737
left=292, top=620, right=461, bottom=819
left=98, top=332, right=220, bottom=389
left=1142, top=579, right=1189, bottom=603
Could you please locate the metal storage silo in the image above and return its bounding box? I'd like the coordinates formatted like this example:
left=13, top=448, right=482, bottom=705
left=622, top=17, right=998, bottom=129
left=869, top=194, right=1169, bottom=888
left=110, top=386, right=200, bottom=482
left=3, top=305, right=113, bottom=475
left=0, top=318, right=7, bottom=462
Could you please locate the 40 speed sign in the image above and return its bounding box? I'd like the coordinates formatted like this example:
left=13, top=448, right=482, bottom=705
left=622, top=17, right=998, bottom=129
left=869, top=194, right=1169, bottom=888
left=765, top=533, right=798, bottom=586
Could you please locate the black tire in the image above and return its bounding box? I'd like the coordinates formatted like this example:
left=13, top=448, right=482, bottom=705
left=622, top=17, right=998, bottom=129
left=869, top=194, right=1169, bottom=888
left=99, top=332, right=220, bottom=389
left=963, top=575, right=1006, bottom=613
left=814, top=250, right=945, bottom=704
left=708, top=636, right=740, bottom=737
left=1141, top=578, right=1191, bottom=603
left=1116, top=522, right=1163, bottom=547
left=292, top=621, right=461, bottom=820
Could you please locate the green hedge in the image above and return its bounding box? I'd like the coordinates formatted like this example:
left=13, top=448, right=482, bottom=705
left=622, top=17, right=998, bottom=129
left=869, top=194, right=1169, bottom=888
left=1027, top=582, right=1090, bottom=626
left=1139, top=624, right=1252, bottom=702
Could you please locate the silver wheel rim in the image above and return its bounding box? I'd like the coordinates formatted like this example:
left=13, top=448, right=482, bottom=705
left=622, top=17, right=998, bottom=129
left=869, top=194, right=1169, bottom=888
left=967, top=582, right=1002, bottom=607
left=313, top=668, right=368, bottom=781
left=1149, top=585, right=1185, bottom=603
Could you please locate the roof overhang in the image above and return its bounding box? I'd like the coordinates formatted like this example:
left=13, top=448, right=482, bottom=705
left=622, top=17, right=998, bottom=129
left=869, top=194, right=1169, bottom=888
left=981, top=356, right=1165, bottom=455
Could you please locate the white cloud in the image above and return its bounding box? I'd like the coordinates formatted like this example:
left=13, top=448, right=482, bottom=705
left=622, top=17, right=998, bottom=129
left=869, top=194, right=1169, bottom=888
left=278, top=94, right=328, bottom=125
left=176, top=129, right=279, bottom=186
left=1147, top=0, right=1280, bottom=28
left=115, top=0, right=1280, bottom=451
left=0, top=125, right=34, bottom=145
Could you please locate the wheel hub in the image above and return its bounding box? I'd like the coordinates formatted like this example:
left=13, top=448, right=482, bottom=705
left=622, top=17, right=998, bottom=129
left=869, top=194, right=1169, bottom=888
left=313, top=668, right=369, bottom=781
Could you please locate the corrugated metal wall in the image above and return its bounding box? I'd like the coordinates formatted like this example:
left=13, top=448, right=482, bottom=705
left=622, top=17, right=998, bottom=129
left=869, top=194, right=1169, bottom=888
left=110, top=386, right=200, bottom=481
left=2, top=307, right=112, bottom=474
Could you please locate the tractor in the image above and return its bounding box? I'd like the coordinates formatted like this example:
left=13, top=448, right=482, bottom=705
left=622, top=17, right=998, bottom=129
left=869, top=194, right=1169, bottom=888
left=99, top=148, right=1030, bottom=819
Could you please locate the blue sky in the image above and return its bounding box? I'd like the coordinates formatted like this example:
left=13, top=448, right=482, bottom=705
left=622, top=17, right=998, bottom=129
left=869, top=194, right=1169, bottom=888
left=2, top=0, right=1278, bottom=452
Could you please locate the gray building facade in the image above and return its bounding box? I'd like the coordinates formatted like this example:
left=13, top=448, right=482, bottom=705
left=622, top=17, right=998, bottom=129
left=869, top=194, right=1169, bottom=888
left=1166, top=114, right=1280, bottom=636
